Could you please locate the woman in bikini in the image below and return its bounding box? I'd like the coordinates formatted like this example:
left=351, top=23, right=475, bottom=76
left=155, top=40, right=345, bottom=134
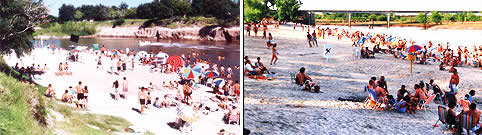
left=83, top=86, right=88, bottom=108
left=112, top=80, right=119, bottom=100
left=270, top=44, right=279, bottom=65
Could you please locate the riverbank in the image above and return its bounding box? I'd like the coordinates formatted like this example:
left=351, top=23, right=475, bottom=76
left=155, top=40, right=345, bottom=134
left=243, top=24, right=482, bottom=134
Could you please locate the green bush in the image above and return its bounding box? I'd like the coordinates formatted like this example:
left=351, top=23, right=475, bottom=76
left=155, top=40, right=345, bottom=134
left=60, top=21, right=96, bottom=36
left=113, top=18, right=125, bottom=27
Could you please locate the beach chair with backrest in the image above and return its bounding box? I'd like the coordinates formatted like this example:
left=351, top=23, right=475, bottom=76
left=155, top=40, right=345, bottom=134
left=367, top=88, right=384, bottom=110
left=460, top=112, right=473, bottom=135
left=433, top=105, right=448, bottom=129
left=420, top=94, right=436, bottom=112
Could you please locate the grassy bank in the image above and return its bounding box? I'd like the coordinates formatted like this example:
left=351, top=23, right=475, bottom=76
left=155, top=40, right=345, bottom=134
left=34, top=17, right=239, bottom=37
left=35, top=21, right=96, bottom=37
left=0, top=57, right=136, bottom=134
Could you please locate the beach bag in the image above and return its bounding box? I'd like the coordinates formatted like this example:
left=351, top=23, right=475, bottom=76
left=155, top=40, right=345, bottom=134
left=313, top=85, right=320, bottom=93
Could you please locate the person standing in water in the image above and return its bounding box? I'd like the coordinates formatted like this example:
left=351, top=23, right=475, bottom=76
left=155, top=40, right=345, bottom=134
left=270, top=44, right=279, bottom=65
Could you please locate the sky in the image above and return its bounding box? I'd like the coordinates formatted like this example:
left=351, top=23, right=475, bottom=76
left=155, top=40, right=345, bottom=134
left=299, top=0, right=482, bottom=12
left=42, top=0, right=153, bottom=16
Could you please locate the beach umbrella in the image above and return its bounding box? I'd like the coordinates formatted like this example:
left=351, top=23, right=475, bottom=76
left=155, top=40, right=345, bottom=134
left=182, top=66, right=201, bottom=80
left=406, top=45, right=423, bottom=53
left=191, top=65, right=202, bottom=73
left=213, top=78, right=225, bottom=87
left=112, top=49, right=121, bottom=55
left=205, top=71, right=219, bottom=78
left=166, top=55, right=183, bottom=68
left=137, top=51, right=148, bottom=57
left=157, top=52, right=169, bottom=59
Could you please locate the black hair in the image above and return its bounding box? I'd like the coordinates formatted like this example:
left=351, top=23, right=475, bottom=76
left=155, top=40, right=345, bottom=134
left=371, top=77, right=376, bottom=80
left=401, top=85, right=405, bottom=89
left=65, top=90, right=68, bottom=93
left=470, top=103, right=477, bottom=110
left=300, top=67, right=305, bottom=73
left=414, top=84, right=420, bottom=89
left=448, top=101, right=456, bottom=108
left=470, top=90, right=476, bottom=96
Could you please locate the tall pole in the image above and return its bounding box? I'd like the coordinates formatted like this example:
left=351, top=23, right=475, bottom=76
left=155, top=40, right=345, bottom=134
left=348, top=12, right=351, bottom=29
left=387, top=13, right=391, bottom=29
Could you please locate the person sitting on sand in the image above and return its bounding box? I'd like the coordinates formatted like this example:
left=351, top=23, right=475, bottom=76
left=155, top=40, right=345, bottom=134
left=446, top=102, right=457, bottom=127
left=368, top=77, right=377, bottom=90
left=295, top=67, right=316, bottom=90
left=459, top=103, right=481, bottom=134
left=62, top=90, right=72, bottom=103
left=153, top=97, right=161, bottom=108
left=97, top=56, right=102, bottom=69
left=45, top=84, right=55, bottom=98
left=377, top=76, right=388, bottom=92
left=375, top=83, right=388, bottom=102
left=397, top=85, right=410, bottom=101
left=396, top=96, right=410, bottom=113
left=413, top=84, right=427, bottom=105
left=162, top=95, right=171, bottom=108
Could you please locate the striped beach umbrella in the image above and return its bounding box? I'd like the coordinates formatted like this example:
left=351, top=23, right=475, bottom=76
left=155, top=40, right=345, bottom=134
left=166, top=55, right=183, bottom=68
left=213, top=78, right=225, bottom=87
left=406, top=45, right=423, bottom=53
left=205, top=71, right=219, bottom=78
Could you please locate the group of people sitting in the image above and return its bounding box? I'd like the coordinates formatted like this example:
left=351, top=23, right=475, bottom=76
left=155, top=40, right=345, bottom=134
left=243, top=56, right=270, bottom=76
left=12, top=63, right=46, bottom=80
left=56, top=62, right=72, bottom=76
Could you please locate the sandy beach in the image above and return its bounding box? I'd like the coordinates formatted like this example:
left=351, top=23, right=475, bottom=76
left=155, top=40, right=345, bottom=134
left=243, top=24, right=482, bottom=134
left=4, top=47, right=240, bottom=134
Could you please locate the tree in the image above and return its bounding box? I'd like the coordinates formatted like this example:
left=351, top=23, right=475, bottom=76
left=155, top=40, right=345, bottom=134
left=273, top=0, right=302, bottom=22
left=175, top=0, right=192, bottom=17
left=244, top=0, right=269, bottom=22
left=466, top=12, right=480, bottom=21
left=0, top=0, right=49, bottom=56
left=74, top=10, right=84, bottom=21
left=125, top=8, right=137, bottom=19
left=119, top=2, right=128, bottom=9
left=442, top=13, right=454, bottom=21
left=59, top=4, right=75, bottom=23
left=430, top=11, right=442, bottom=24
left=416, top=13, right=428, bottom=23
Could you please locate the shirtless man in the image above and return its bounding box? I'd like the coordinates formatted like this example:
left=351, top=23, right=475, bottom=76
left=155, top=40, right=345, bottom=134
left=183, top=83, right=192, bottom=105
left=76, top=81, right=84, bottom=108
left=45, top=84, right=55, bottom=98
left=138, top=87, right=146, bottom=114
left=296, top=67, right=315, bottom=89
left=62, top=90, right=72, bottom=103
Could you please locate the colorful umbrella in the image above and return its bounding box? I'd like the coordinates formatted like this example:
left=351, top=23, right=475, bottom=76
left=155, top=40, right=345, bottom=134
left=191, top=65, right=202, bottom=73
left=182, top=66, right=200, bottom=80
left=166, top=55, right=183, bottom=68
left=205, top=71, right=219, bottom=78
left=406, top=45, right=423, bottom=53
left=112, top=49, right=121, bottom=55
left=213, top=78, right=225, bottom=87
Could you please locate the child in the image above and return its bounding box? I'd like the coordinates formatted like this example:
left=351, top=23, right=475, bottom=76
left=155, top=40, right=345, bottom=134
left=270, top=44, right=279, bottom=65
left=146, top=92, right=152, bottom=109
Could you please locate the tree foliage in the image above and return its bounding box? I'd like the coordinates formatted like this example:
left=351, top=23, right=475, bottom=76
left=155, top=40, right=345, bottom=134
left=416, top=13, right=428, bottom=23
left=273, top=0, right=302, bottom=22
left=244, top=0, right=270, bottom=23
left=58, top=4, right=75, bottom=23
left=0, top=0, right=49, bottom=56
left=430, top=11, right=441, bottom=24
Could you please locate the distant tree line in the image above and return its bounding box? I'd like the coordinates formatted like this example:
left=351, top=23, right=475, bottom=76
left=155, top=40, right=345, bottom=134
left=58, top=0, right=239, bottom=23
